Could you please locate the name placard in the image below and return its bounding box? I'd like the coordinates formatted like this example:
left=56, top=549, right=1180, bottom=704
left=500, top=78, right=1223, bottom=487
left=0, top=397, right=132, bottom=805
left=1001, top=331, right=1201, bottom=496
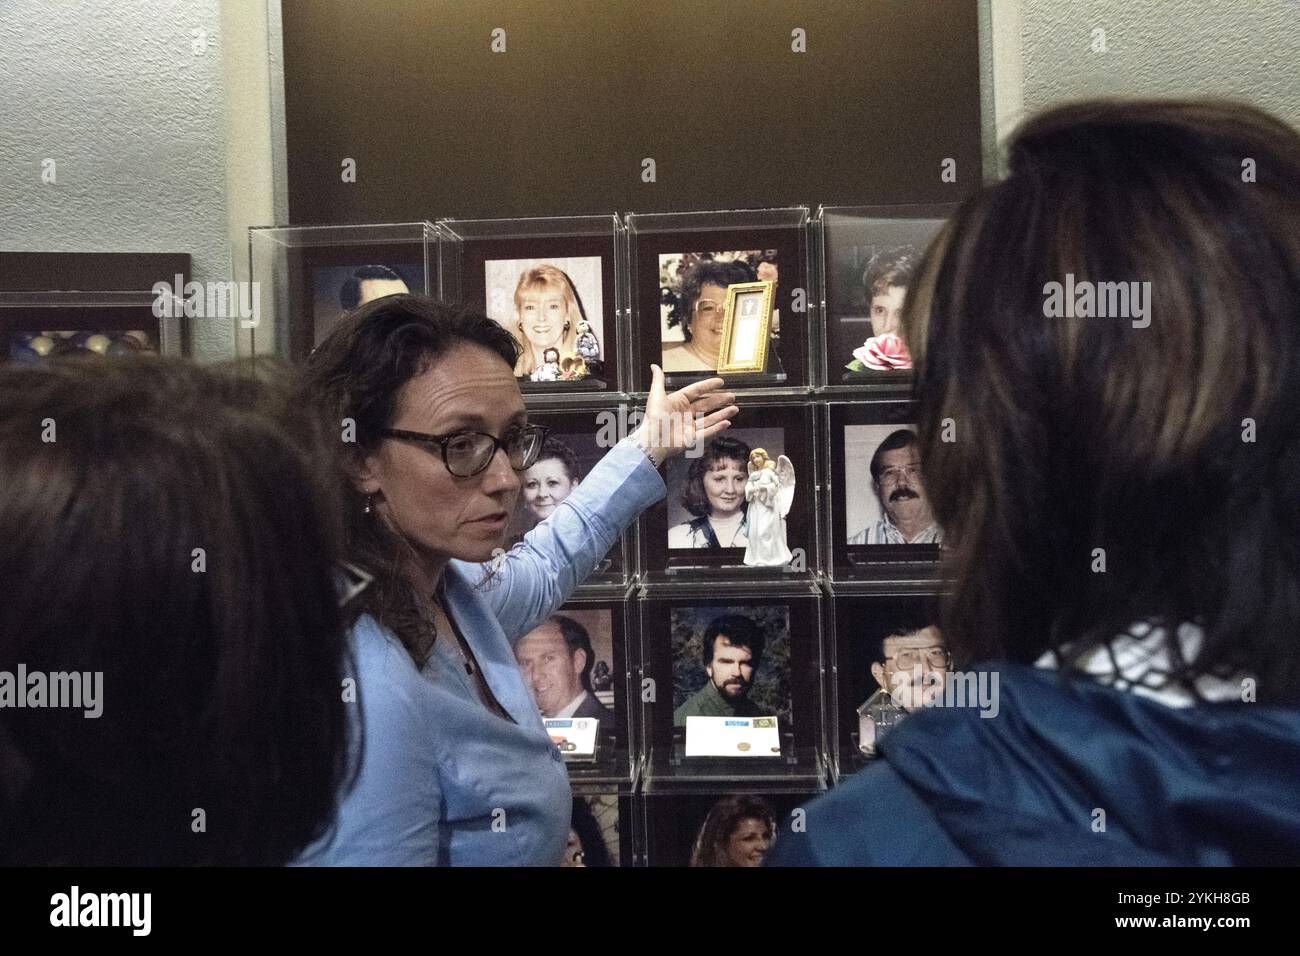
left=685, top=715, right=781, bottom=757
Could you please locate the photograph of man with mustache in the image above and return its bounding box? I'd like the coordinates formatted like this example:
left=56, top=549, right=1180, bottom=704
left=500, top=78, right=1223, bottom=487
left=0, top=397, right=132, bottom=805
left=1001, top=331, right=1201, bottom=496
left=673, top=614, right=770, bottom=726
left=849, top=428, right=942, bottom=545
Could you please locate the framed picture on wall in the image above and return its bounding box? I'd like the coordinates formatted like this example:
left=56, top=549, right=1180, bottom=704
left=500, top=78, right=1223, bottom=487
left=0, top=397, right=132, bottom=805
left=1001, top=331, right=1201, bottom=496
left=565, top=794, right=627, bottom=867
left=642, top=790, right=814, bottom=867
left=440, top=217, right=621, bottom=393
left=642, top=403, right=813, bottom=574
left=718, top=280, right=775, bottom=374
left=285, top=241, right=429, bottom=358
left=628, top=209, right=809, bottom=391
left=514, top=600, right=629, bottom=764
left=508, top=407, right=629, bottom=584
left=4, top=324, right=159, bottom=364
left=820, top=204, right=956, bottom=387
left=309, top=260, right=424, bottom=345
left=830, top=592, right=945, bottom=775
left=640, top=591, right=821, bottom=771
left=829, top=401, right=945, bottom=573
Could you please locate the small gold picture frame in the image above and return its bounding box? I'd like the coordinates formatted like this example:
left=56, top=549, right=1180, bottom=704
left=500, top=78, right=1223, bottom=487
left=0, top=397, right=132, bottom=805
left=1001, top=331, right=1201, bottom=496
left=716, top=280, right=776, bottom=374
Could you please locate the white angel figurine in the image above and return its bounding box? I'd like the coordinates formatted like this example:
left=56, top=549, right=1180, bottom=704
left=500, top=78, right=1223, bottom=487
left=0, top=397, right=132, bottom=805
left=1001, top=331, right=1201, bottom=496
left=743, top=448, right=795, bottom=566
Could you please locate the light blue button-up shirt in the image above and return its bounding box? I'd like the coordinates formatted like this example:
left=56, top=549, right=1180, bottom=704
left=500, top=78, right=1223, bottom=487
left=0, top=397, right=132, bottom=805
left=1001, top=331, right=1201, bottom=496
left=296, top=439, right=664, bottom=866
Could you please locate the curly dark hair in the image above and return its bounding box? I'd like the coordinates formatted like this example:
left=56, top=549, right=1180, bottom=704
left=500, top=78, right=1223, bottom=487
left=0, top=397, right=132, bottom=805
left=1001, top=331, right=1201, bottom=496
left=670, top=259, right=756, bottom=341
left=680, top=434, right=752, bottom=518
left=304, top=294, right=519, bottom=666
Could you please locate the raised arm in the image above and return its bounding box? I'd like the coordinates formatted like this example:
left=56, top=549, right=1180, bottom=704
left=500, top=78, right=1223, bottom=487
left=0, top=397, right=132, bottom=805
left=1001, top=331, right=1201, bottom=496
left=475, top=367, right=739, bottom=642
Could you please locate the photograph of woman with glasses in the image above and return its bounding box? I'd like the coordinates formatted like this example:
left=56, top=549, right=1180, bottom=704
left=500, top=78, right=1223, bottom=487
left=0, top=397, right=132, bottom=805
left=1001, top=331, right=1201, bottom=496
left=298, top=295, right=737, bottom=866
left=660, top=256, right=759, bottom=373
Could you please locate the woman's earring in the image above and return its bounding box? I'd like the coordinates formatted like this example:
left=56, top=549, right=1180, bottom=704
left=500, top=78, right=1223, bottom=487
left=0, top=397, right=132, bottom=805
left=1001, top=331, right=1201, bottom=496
left=363, top=494, right=374, bottom=515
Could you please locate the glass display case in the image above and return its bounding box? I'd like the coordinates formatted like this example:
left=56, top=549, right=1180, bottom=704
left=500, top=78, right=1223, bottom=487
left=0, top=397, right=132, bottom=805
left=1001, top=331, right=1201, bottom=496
left=815, top=203, right=956, bottom=393
left=824, top=580, right=945, bottom=782
left=626, top=207, right=812, bottom=395
left=243, top=222, right=437, bottom=359
left=637, top=577, right=827, bottom=795
left=438, top=214, right=628, bottom=405
left=823, top=398, right=946, bottom=582
left=525, top=584, right=642, bottom=794
left=0, top=251, right=192, bottom=363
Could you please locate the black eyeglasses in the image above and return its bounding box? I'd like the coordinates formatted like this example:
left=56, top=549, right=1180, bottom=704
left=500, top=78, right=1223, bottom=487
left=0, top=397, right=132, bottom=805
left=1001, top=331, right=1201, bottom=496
left=378, top=423, right=550, bottom=478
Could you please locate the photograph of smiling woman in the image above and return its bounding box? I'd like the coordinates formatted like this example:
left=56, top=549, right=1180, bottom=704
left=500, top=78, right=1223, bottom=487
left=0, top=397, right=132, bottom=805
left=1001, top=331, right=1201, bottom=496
left=668, top=434, right=753, bottom=549
left=514, top=437, right=582, bottom=536
left=511, top=264, right=589, bottom=378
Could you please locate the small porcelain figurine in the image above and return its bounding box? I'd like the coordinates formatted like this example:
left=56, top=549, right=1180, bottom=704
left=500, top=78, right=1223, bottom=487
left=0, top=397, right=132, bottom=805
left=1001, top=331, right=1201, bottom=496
left=742, top=448, right=795, bottom=566
left=558, top=354, right=588, bottom=381
left=575, top=320, right=600, bottom=361
left=531, top=347, right=561, bottom=382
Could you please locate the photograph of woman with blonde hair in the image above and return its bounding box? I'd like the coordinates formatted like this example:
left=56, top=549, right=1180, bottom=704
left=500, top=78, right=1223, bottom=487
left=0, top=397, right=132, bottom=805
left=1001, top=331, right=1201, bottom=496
left=510, top=263, right=593, bottom=378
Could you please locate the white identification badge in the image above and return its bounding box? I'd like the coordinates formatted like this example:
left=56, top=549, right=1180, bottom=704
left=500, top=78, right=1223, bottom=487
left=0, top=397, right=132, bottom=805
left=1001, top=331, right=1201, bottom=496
left=684, top=715, right=781, bottom=757
left=545, top=717, right=599, bottom=758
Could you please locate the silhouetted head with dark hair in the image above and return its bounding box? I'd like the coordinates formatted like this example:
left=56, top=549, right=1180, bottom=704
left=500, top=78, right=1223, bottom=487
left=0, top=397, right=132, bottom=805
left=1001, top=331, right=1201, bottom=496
left=902, top=99, right=1300, bottom=701
left=339, top=264, right=409, bottom=310
left=0, top=356, right=351, bottom=865
left=305, top=294, right=525, bottom=665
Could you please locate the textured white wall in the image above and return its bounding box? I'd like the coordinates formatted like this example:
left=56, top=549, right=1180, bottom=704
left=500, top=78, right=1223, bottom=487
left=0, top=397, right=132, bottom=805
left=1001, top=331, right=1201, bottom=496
left=994, top=0, right=1300, bottom=144
left=0, top=0, right=235, bottom=359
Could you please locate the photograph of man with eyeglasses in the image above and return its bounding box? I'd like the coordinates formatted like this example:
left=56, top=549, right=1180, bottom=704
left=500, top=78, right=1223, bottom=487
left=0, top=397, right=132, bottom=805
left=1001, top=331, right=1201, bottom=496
left=857, top=625, right=949, bottom=757
left=848, top=427, right=942, bottom=545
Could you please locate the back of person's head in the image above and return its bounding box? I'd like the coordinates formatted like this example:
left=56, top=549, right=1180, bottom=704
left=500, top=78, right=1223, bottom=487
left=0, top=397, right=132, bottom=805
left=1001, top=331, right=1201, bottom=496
left=305, top=294, right=519, bottom=663
left=0, top=355, right=352, bottom=864
left=903, top=99, right=1300, bottom=701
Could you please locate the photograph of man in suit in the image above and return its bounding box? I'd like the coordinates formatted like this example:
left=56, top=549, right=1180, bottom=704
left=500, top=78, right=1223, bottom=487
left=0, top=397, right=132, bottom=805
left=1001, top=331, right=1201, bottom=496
left=515, top=614, right=612, bottom=721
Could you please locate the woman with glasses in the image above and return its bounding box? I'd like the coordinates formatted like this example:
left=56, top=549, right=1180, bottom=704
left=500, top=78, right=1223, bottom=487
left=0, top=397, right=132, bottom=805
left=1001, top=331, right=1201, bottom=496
left=298, top=295, right=737, bottom=866
left=662, top=258, right=756, bottom=373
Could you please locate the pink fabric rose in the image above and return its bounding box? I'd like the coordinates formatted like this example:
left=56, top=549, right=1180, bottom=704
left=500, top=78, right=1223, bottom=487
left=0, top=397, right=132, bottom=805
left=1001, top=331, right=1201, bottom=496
left=852, top=333, right=912, bottom=370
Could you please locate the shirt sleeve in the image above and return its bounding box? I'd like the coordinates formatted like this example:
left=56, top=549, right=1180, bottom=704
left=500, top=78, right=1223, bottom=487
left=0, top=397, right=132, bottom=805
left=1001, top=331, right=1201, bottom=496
left=475, top=438, right=665, bottom=643
left=294, top=620, right=446, bottom=866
